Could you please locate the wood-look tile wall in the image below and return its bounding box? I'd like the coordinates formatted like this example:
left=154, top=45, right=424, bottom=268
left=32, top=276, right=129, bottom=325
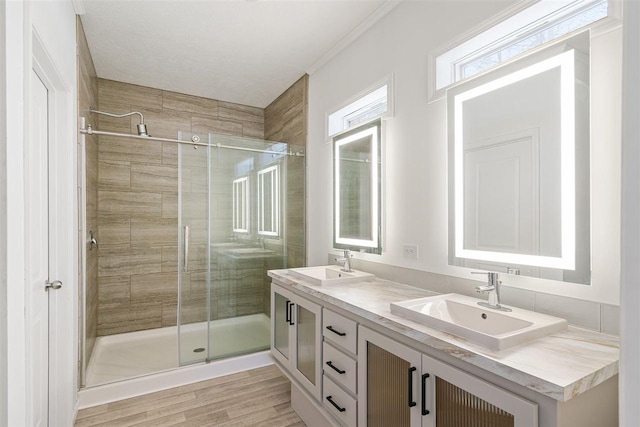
left=77, top=17, right=99, bottom=374
left=264, top=75, right=308, bottom=314
left=96, top=78, right=267, bottom=335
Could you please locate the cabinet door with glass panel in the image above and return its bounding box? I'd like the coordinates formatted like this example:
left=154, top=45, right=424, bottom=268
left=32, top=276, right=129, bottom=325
left=358, top=326, right=537, bottom=427
left=270, top=283, right=323, bottom=400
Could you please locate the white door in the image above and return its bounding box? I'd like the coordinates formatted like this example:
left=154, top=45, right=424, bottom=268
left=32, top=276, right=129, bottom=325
left=26, top=68, right=53, bottom=426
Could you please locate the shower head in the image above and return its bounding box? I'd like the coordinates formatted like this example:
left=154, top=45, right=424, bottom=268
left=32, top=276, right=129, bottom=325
left=89, top=108, right=150, bottom=137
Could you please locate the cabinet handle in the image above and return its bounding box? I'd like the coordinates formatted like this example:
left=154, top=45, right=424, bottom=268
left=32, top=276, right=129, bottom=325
left=421, top=373, right=430, bottom=416
left=285, top=300, right=291, bottom=324
left=326, top=361, right=346, bottom=375
left=408, top=367, right=417, bottom=407
left=326, top=325, right=346, bottom=336
left=288, top=301, right=294, bottom=325
left=326, top=396, right=346, bottom=412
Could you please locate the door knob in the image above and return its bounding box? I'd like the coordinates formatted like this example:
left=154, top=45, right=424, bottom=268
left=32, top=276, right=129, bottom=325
left=45, top=280, right=62, bottom=291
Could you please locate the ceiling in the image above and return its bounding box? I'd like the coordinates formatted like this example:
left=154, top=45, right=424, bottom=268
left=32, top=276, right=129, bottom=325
left=80, top=0, right=392, bottom=108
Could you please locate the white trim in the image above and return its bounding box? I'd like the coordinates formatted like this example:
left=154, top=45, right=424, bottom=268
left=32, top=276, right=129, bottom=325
left=31, top=26, right=78, bottom=427
left=324, top=74, right=394, bottom=142
left=427, top=0, right=621, bottom=103
left=78, top=352, right=274, bottom=409
left=620, top=0, right=640, bottom=424
left=71, top=0, right=85, bottom=15
left=306, top=0, right=402, bottom=75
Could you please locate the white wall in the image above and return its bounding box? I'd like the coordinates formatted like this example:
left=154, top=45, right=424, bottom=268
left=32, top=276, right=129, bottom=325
left=0, top=0, right=7, bottom=424
left=620, top=0, right=640, bottom=423
left=307, top=1, right=622, bottom=305
left=4, top=0, right=78, bottom=425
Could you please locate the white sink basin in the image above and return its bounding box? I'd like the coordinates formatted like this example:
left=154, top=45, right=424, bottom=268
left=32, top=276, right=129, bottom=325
left=288, top=266, right=375, bottom=286
left=390, top=293, right=567, bottom=351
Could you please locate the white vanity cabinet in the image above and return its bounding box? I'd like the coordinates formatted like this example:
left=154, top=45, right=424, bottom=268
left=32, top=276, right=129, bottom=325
left=358, top=326, right=538, bottom=427
left=270, top=283, right=323, bottom=400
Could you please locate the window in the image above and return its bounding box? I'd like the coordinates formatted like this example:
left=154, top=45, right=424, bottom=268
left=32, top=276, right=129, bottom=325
left=432, top=0, right=615, bottom=97
left=327, top=77, right=392, bottom=138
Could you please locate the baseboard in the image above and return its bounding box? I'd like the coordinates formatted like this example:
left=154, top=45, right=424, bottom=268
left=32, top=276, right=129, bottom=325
left=78, top=351, right=273, bottom=409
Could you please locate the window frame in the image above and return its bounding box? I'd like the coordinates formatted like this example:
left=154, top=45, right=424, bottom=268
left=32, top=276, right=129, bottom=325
left=325, top=75, right=394, bottom=141
left=427, top=0, right=621, bottom=103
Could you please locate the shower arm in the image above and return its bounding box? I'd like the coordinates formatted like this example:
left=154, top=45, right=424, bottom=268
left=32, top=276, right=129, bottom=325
left=89, top=108, right=145, bottom=124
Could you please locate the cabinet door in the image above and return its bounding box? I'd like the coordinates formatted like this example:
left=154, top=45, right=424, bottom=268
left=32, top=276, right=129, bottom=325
left=358, top=326, right=423, bottom=427
left=421, top=354, right=538, bottom=427
left=292, top=296, right=323, bottom=400
left=271, top=284, right=294, bottom=367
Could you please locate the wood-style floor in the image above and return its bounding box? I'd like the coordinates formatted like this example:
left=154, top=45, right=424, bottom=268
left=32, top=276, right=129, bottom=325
left=75, top=365, right=305, bottom=427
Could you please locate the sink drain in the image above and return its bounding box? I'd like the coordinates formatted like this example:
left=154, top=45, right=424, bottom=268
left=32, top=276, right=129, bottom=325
left=193, top=347, right=205, bottom=353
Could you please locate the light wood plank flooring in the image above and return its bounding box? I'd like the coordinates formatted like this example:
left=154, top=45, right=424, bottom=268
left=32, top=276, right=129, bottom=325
left=75, top=365, right=305, bottom=427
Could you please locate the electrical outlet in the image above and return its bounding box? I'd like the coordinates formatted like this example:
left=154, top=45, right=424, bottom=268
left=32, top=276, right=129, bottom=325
left=403, top=244, right=419, bottom=259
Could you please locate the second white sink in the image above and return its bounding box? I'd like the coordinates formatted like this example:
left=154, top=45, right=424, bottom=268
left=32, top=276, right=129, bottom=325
left=288, top=266, right=375, bottom=286
left=390, top=293, right=567, bottom=350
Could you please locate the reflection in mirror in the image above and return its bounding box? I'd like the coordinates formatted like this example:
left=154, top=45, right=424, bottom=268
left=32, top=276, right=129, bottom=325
left=448, top=32, right=590, bottom=284
left=232, top=176, right=249, bottom=233
left=334, top=119, right=382, bottom=254
left=258, top=164, right=279, bottom=236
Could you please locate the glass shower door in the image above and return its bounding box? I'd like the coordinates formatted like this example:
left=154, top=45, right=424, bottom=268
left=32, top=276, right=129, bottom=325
left=178, top=133, right=211, bottom=365
left=207, top=134, right=288, bottom=361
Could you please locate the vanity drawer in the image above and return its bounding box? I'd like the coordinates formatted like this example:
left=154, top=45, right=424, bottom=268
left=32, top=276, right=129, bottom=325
left=323, top=375, right=357, bottom=427
left=323, top=309, right=357, bottom=354
left=322, top=342, right=357, bottom=394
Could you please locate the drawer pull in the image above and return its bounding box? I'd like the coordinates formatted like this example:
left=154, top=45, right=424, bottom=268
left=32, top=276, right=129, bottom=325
left=285, top=300, right=291, bottom=324
left=326, top=395, right=346, bottom=412
left=326, top=361, right=346, bottom=374
left=408, top=366, right=417, bottom=407
left=288, top=301, right=294, bottom=325
left=421, top=373, right=430, bottom=416
left=326, top=325, right=346, bottom=336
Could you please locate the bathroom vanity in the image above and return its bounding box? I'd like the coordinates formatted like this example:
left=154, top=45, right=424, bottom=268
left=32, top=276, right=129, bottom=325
left=269, top=269, right=619, bottom=427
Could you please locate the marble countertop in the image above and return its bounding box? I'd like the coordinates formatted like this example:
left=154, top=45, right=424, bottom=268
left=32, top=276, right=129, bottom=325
left=268, top=269, right=619, bottom=402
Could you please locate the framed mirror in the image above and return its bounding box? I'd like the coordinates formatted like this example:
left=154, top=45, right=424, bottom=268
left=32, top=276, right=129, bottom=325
left=333, top=119, right=382, bottom=254
left=232, top=176, right=249, bottom=233
left=258, top=164, right=280, bottom=236
left=447, top=32, right=591, bottom=284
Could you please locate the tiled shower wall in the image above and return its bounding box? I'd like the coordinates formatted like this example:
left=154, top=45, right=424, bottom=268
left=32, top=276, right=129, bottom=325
left=77, top=17, right=99, bottom=367
left=265, top=75, right=307, bottom=268
left=264, top=75, right=308, bottom=314
left=96, top=79, right=268, bottom=336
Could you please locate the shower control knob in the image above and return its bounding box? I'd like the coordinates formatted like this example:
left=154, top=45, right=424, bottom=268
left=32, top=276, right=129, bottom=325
left=191, top=135, right=201, bottom=143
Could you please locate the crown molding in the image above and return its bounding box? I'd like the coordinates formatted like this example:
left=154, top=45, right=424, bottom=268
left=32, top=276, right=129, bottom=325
left=306, top=0, right=402, bottom=75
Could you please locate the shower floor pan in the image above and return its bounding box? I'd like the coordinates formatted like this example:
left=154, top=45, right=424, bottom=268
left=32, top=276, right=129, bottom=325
left=85, top=313, right=270, bottom=387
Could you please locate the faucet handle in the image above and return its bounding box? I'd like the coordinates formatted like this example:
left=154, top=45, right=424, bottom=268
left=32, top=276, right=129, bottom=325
left=471, top=271, right=500, bottom=286
left=343, top=249, right=352, bottom=258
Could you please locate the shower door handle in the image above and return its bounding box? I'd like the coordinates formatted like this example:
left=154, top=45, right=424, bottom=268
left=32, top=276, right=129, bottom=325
left=183, top=225, right=190, bottom=272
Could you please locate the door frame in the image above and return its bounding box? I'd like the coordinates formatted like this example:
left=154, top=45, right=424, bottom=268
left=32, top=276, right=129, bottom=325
left=28, top=29, right=78, bottom=426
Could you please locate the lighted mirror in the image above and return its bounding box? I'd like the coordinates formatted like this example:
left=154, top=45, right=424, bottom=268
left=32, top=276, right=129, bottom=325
left=448, top=32, right=590, bottom=284
left=258, top=164, right=279, bottom=236
left=232, top=176, right=249, bottom=233
left=334, top=119, right=382, bottom=254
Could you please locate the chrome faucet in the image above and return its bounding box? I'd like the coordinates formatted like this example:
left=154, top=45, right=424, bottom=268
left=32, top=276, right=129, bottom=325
left=335, top=249, right=353, bottom=273
left=471, top=271, right=512, bottom=312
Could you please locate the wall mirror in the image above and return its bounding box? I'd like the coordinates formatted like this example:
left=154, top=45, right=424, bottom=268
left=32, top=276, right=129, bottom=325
left=447, top=31, right=591, bottom=284
left=258, top=164, right=280, bottom=236
left=334, top=119, right=382, bottom=254
left=232, top=176, right=249, bottom=233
